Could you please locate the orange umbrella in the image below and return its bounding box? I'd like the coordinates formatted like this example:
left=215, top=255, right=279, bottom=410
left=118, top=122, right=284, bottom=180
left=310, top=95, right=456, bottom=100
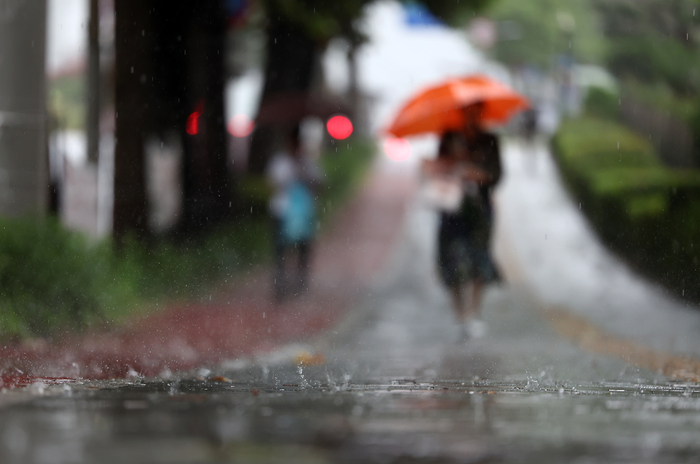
left=385, top=74, right=529, bottom=137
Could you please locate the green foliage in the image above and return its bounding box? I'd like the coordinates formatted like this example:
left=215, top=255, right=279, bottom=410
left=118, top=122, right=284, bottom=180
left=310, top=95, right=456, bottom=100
left=593, top=0, right=700, bottom=95
left=584, top=87, right=620, bottom=120
left=690, top=100, right=700, bottom=166
left=120, top=220, right=271, bottom=303
left=607, top=37, right=699, bottom=95
left=486, top=0, right=606, bottom=67
left=264, top=0, right=371, bottom=43
left=418, top=0, right=495, bottom=26
left=48, top=75, right=85, bottom=130
left=555, top=118, right=658, bottom=172
left=262, top=0, right=497, bottom=44
left=0, top=218, right=134, bottom=337
left=623, top=80, right=698, bottom=122
left=553, top=117, right=700, bottom=301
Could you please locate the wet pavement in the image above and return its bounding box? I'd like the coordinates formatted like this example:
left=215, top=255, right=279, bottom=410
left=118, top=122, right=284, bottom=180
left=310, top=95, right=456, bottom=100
left=3, top=143, right=700, bottom=463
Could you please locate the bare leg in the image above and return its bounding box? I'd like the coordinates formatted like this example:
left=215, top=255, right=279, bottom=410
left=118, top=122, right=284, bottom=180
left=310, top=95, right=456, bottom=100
left=450, top=284, right=472, bottom=341
left=273, top=221, right=287, bottom=303
left=296, top=240, right=311, bottom=295
left=449, top=284, right=466, bottom=323
left=467, top=278, right=484, bottom=319
left=463, top=278, right=488, bottom=338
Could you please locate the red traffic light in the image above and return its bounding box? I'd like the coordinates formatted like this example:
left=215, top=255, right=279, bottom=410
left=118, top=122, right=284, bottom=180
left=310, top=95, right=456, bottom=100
left=326, top=115, right=353, bottom=140
left=186, top=111, right=201, bottom=135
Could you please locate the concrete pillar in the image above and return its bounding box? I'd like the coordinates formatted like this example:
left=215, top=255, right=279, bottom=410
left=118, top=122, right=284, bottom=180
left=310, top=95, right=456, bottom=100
left=0, top=0, right=48, bottom=217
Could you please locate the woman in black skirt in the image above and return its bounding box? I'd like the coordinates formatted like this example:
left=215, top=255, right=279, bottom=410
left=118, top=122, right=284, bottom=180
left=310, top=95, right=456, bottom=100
left=427, top=106, right=502, bottom=339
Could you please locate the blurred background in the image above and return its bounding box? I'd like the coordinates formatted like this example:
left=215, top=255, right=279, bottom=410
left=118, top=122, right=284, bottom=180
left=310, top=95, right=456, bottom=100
left=1, top=0, right=700, bottom=352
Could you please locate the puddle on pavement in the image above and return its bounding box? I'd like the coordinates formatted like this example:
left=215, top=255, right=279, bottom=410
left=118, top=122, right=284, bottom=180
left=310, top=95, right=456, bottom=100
left=2, top=373, right=700, bottom=464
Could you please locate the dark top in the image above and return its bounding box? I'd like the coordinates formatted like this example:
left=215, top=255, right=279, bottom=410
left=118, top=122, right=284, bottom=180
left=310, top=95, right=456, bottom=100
left=465, top=131, right=501, bottom=197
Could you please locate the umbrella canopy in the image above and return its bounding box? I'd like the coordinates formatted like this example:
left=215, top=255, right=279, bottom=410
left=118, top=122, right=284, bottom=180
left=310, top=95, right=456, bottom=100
left=385, top=74, right=529, bottom=137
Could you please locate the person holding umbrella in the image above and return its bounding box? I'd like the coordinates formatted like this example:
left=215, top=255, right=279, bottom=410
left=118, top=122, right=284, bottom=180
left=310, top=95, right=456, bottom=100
left=422, top=102, right=500, bottom=340
left=458, top=101, right=502, bottom=338
left=387, top=75, right=527, bottom=340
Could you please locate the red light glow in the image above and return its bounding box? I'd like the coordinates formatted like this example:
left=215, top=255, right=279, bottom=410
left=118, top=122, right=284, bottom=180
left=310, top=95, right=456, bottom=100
left=227, top=114, right=255, bottom=137
left=326, top=115, right=353, bottom=140
left=383, top=137, right=411, bottom=162
left=186, top=111, right=201, bottom=135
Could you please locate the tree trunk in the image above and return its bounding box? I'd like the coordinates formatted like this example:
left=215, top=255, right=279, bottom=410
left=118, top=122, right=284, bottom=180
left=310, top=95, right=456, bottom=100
left=86, top=0, right=100, bottom=165
left=180, top=1, right=231, bottom=232
left=248, top=8, right=318, bottom=174
left=114, top=0, right=231, bottom=241
left=113, top=0, right=150, bottom=244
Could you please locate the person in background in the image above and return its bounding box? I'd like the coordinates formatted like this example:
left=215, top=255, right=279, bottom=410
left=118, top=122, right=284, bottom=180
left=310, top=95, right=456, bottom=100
left=521, top=107, right=539, bottom=174
left=266, top=125, right=323, bottom=303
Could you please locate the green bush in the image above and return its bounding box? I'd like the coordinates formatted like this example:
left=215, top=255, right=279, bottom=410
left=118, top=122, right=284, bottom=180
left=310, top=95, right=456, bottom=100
left=0, top=218, right=136, bottom=337
left=121, top=218, right=271, bottom=302
left=584, top=87, right=620, bottom=121
left=555, top=118, right=658, bottom=172
left=607, top=36, right=699, bottom=95
left=553, top=117, right=700, bottom=302
left=689, top=100, right=700, bottom=168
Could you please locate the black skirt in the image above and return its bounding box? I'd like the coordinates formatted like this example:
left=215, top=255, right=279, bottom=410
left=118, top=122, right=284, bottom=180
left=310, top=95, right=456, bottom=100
left=437, top=209, right=498, bottom=286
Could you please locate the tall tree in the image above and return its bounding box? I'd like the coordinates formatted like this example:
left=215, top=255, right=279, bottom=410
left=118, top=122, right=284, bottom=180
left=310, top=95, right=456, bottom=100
left=113, top=1, right=150, bottom=243
left=86, top=0, right=100, bottom=165
left=113, top=1, right=230, bottom=242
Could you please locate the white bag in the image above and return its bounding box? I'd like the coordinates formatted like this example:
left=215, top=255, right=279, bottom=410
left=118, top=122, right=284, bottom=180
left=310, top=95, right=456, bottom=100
left=419, top=175, right=464, bottom=212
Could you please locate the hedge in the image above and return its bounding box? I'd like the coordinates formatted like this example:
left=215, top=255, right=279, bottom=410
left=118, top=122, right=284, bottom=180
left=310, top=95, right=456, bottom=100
left=552, top=117, right=700, bottom=302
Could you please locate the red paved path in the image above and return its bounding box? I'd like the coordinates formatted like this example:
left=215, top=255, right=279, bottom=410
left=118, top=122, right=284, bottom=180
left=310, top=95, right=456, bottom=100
left=1, top=168, right=415, bottom=384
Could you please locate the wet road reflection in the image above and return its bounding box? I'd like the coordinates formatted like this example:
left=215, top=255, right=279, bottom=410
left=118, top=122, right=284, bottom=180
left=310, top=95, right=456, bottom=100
left=3, top=376, right=700, bottom=463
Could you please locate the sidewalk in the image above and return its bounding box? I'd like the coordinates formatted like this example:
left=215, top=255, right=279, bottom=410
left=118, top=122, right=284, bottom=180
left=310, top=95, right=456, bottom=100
left=493, top=138, right=700, bottom=378
left=0, top=161, right=416, bottom=383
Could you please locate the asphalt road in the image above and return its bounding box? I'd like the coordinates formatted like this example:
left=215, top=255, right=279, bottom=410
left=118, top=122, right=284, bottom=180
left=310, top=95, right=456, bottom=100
left=2, top=143, right=700, bottom=464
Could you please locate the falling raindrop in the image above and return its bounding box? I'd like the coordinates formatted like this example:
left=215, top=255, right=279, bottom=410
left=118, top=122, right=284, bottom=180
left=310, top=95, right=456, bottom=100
left=297, top=365, right=309, bottom=389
